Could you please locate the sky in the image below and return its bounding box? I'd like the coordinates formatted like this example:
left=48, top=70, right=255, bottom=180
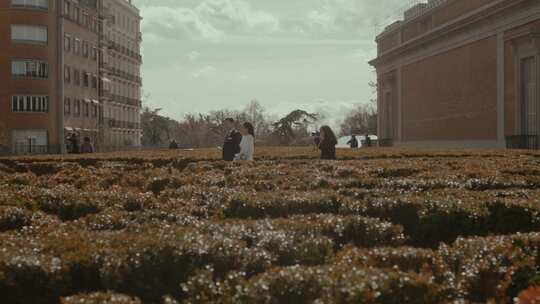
left=132, top=0, right=406, bottom=128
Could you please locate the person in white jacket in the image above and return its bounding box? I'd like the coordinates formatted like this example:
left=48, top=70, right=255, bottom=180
left=235, top=122, right=255, bottom=161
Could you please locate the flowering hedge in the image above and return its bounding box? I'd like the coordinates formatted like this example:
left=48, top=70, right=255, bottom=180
left=0, top=148, right=540, bottom=303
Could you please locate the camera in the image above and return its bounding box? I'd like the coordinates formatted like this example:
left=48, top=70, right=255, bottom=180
left=311, top=131, right=320, bottom=137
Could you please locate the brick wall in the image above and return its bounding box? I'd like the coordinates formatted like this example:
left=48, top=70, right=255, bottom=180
left=401, top=36, right=498, bottom=141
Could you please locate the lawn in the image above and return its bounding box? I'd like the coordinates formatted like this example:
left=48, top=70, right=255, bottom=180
left=1, top=147, right=540, bottom=303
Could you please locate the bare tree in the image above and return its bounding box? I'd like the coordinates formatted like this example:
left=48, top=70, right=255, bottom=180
left=340, top=103, right=377, bottom=136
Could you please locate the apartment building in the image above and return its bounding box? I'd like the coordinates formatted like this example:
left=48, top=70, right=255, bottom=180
left=62, top=0, right=101, bottom=148
left=99, top=0, right=142, bottom=150
left=0, top=0, right=60, bottom=154
left=0, top=0, right=142, bottom=155
left=370, top=0, right=540, bottom=149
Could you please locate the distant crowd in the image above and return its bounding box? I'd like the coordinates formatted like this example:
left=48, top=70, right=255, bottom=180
left=64, top=118, right=371, bottom=159
left=170, top=118, right=373, bottom=161
left=65, top=133, right=94, bottom=154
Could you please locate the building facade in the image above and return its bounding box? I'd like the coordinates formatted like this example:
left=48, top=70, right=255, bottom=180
left=62, top=0, right=101, bottom=149
left=99, top=0, right=142, bottom=150
left=0, top=0, right=60, bottom=155
left=0, top=0, right=142, bottom=155
left=370, top=0, right=540, bottom=149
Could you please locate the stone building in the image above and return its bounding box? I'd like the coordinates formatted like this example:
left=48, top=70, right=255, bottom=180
left=370, top=0, right=540, bottom=149
left=98, top=0, right=142, bottom=150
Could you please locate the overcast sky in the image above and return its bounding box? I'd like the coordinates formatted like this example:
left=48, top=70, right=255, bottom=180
left=132, top=0, right=405, bottom=127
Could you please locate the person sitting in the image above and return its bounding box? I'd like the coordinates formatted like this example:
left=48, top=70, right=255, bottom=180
left=235, top=122, right=255, bottom=161
left=80, top=137, right=94, bottom=153
left=318, top=125, right=337, bottom=160
left=347, top=135, right=359, bottom=148
left=222, top=118, right=242, bottom=161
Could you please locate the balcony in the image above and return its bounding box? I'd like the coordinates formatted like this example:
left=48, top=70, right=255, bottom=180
left=108, top=68, right=142, bottom=85
left=106, top=93, right=141, bottom=107
left=106, top=119, right=141, bottom=130
left=107, top=40, right=142, bottom=63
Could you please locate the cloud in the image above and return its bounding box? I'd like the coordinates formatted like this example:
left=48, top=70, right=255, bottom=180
left=141, top=6, right=225, bottom=42
left=187, top=51, right=201, bottom=61
left=140, top=0, right=280, bottom=42
left=192, top=65, right=217, bottom=78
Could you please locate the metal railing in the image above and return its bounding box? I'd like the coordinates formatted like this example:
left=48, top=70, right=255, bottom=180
left=506, top=135, right=540, bottom=150
left=13, top=144, right=49, bottom=155
left=106, top=119, right=141, bottom=130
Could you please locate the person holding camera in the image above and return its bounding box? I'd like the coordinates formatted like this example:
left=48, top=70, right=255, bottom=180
left=318, top=125, right=337, bottom=160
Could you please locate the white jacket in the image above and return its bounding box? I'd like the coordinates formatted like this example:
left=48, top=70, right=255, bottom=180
left=235, top=135, right=254, bottom=161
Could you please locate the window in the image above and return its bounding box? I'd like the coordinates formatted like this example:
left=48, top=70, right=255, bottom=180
left=83, top=72, right=89, bottom=87
left=92, top=104, right=98, bottom=118
left=11, top=25, right=47, bottom=44
left=64, top=1, right=70, bottom=15
left=73, top=6, right=79, bottom=22
left=82, top=41, right=89, bottom=57
left=11, top=0, right=48, bottom=10
left=74, top=38, right=80, bottom=55
left=64, top=34, right=71, bottom=51
left=91, top=75, right=97, bottom=89
left=82, top=13, right=89, bottom=27
left=64, top=65, right=71, bottom=83
left=91, top=47, right=98, bottom=60
left=74, top=99, right=81, bottom=116
left=64, top=98, right=71, bottom=114
left=11, top=95, right=48, bottom=113
left=12, top=60, right=48, bottom=78
left=84, top=102, right=89, bottom=117
left=74, top=69, right=80, bottom=85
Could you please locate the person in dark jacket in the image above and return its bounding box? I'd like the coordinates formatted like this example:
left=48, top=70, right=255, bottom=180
left=347, top=135, right=359, bottom=148
left=169, top=139, right=179, bottom=149
left=69, top=133, right=80, bottom=154
left=222, top=118, right=242, bottom=161
left=365, top=134, right=372, bottom=147
left=318, top=125, right=337, bottom=160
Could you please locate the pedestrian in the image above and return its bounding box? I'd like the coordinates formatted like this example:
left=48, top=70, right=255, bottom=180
left=222, top=118, right=242, bottom=161
left=69, top=133, right=80, bottom=154
left=80, top=137, right=94, bottom=153
left=169, top=139, right=179, bottom=149
left=235, top=122, right=255, bottom=161
left=347, top=135, right=359, bottom=148
left=365, top=134, right=372, bottom=147
left=318, top=125, right=337, bottom=160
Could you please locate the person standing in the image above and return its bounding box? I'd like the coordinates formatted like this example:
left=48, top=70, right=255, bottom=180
left=365, top=134, right=372, bottom=147
left=169, top=139, right=179, bottom=149
left=347, top=135, right=359, bottom=148
left=222, top=118, right=242, bottom=161
left=318, top=125, right=337, bottom=160
left=80, top=137, right=94, bottom=153
left=235, top=122, right=255, bottom=161
left=69, top=133, right=80, bottom=154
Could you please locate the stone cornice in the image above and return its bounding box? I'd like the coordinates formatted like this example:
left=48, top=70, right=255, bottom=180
left=370, top=0, right=530, bottom=67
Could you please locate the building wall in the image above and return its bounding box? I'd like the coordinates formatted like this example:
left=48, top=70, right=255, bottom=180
left=503, top=19, right=540, bottom=137
left=100, top=0, right=142, bottom=149
left=431, top=0, right=494, bottom=29
left=62, top=0, right=100, bottom=142
left=400, top=37, right=498, bottom=141
left=0, top=0, right=59, bottom=154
